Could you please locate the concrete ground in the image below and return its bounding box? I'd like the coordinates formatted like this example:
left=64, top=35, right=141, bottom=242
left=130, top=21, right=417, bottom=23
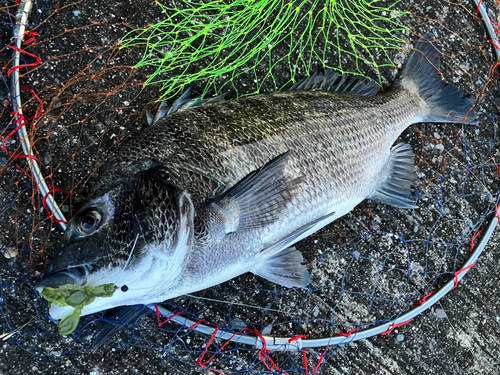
left=0, top=0, right=499, bottom=374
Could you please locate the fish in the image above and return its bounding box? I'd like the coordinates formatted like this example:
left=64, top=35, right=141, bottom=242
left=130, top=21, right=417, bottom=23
left=36, top=35, right=477, bottom=322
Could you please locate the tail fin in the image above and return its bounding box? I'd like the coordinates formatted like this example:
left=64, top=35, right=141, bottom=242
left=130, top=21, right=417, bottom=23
left=400, top=34, right=478, bottom=124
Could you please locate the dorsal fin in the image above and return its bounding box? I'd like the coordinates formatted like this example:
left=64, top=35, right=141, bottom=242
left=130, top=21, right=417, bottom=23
left=289, top=70, right=380, bottom=99
left=167, top=87, right=228, bottom=114
left=147, top=87, right=228, bottom=125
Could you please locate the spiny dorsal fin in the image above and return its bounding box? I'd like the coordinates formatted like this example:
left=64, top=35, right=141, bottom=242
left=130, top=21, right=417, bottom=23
left=147, top=87, right=228, bottom=125
left=206, top=152, right=303, bottom=233
left=289, top=70, right=380, bottom=99
left=254, top=246, right=310, bottom=288
left=368, top=143, right=418, bottom=209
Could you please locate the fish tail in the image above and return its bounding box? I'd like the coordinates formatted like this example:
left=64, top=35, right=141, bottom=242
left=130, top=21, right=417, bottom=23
left=400, top=34, right=478, bottom=124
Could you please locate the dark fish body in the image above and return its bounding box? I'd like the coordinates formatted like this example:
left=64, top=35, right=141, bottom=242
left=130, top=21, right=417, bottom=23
left=36, top=36, right=477, bottom=320
left=98, top=87, right=421, bottom=201
left=105, top=88, right=421, bottom=290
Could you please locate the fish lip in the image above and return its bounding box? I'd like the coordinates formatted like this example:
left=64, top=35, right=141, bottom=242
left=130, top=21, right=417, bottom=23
left=35, top=265, right=91, bottom=292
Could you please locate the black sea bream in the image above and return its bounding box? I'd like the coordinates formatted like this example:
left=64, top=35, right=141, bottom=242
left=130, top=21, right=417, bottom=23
left=37, top=35, right=477, bottom=320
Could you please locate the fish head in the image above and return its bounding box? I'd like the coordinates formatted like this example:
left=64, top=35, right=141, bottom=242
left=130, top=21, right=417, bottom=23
left=36, top=171, right=195, bottom=319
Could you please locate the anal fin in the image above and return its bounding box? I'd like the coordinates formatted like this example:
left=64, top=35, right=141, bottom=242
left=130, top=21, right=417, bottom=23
left=368, top=143, right=418, bottom=209
left=254, top=247, right=309, bottom=288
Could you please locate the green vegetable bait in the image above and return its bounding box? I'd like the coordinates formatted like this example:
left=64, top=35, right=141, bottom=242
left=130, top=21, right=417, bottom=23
left=41, top=284, right=116, bottom=336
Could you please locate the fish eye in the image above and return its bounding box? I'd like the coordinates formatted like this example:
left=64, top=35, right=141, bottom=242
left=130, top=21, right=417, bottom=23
left=77, top=210, right=102, bottom=235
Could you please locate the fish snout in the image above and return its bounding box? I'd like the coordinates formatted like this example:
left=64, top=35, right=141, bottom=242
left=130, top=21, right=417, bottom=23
left=35, top=233, right=103, bottom=293
left=35, top=265, right=90, bottom=292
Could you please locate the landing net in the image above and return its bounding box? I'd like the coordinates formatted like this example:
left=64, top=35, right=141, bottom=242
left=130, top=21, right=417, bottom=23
left=0, top=0, right=499, bottom=373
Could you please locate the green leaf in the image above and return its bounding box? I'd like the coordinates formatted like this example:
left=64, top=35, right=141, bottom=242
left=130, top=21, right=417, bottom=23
left=66, top=291, right=87, bottom=306
left=83, top=296, right=96, bottom=306
left=91, top=283, right=116, bottom=297
left=41, top=287, right=68, bottom=307
left=58, top=308, right=81, bottom=336
left=41, top=283, right=117, bottom=336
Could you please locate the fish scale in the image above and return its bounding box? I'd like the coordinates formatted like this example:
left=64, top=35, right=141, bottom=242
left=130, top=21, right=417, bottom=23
left=36, top=36, right=478, bottom=322
left=95, top=89, right=420, bottom=202
left=152, top=89, right=425, bottom=293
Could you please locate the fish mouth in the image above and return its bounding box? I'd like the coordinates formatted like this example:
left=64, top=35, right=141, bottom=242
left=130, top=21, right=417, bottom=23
left=35, top=265, right=91, bottom=291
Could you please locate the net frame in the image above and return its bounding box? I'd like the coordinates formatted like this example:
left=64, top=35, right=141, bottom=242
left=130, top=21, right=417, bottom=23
left=3, top=0, right=500, bottom=372
left=9, top=0, right=67, bottom=228
left=153, top=204, right=496, bottom=351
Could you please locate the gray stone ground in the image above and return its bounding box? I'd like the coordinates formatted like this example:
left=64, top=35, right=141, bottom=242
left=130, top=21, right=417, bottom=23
left=0, top=0, right=499, bottom=374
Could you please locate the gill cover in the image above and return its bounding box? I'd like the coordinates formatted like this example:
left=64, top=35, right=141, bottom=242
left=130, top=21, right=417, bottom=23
left=135, top=168, right=195, bottom=294
left=38, top=167, right=195, bottom=296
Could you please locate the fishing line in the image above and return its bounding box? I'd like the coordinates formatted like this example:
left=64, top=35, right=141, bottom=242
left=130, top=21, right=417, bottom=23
left=183, top=294, right=294, bottom=315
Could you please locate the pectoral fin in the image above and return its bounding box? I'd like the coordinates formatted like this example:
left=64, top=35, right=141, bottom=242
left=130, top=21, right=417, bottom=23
left=91, top=305, right=150, bottom=350
left=254, top=247, right=310, bottom=288
left=206, top=152, right=303, bottom=232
